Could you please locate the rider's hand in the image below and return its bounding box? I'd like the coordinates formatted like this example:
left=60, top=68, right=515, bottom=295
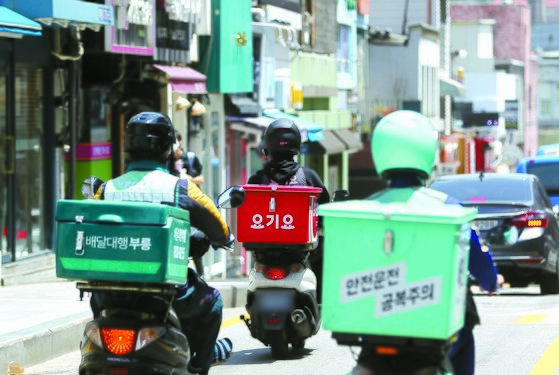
left=211, top=233, right=236, bottom=251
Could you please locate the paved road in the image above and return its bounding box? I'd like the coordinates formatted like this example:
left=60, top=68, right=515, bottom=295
left=25, top=285, right=559, bottom=375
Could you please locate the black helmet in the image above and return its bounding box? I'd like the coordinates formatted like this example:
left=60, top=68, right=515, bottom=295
left=124, top=112, right=175, bottom=154
left=264, top=118, right=302, bottom=155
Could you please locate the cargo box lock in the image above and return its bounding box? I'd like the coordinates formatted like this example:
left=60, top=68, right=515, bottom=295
left=383, top=230, right=394, bottom=254
left=75, top=230, right=85, bottom=256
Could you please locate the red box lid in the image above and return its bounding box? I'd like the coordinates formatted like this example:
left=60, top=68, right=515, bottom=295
left=241, top=184, right=322, bottom=194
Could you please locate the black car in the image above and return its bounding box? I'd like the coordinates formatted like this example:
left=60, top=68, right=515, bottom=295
left=429, top=173, right=559, bottom=294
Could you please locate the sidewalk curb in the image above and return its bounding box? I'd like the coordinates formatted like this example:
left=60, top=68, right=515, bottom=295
left=0, top=283, right=248, bottom=371
left=0, top=313, right=90, bottom=373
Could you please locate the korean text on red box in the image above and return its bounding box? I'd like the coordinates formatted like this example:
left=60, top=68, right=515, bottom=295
left=237, top=185, right=322, bottom=247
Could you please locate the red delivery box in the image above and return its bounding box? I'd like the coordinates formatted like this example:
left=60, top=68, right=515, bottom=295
left=237, top=184, right=322, bottom=248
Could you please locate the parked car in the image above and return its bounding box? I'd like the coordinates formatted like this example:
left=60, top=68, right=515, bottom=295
left=517, top=155, right=559, bottom=211
left=429, top=173, right=559, bottom=294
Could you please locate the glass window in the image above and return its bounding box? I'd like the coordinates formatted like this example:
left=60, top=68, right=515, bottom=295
left=527, top=162, right=559, bottom=192
left=337, top=25, right=350, bottom=74
left=14, top=67, right=44, bottom=258
left=430, top=178, right=532, bottom=203
left=477, top=29, right=493, bottom=59
left=540, top=99, right=551, bottom=115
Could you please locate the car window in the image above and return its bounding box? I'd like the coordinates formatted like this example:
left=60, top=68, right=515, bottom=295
left=430, top=178, right=532, bottom=203
left=535, top=180, right=552, bottom=210
left=526, top=162, right=559, bottom=192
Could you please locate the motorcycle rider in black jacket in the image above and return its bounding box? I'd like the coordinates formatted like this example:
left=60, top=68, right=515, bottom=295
left=247, top=118, right=330, bottom=303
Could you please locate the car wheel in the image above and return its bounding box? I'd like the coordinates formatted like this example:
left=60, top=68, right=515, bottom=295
left=540, top=261, right=559, bottom=295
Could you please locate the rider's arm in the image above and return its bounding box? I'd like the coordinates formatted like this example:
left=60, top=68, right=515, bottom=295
left=303, top=168, right=330, bottom=204
left=247, top=170, right=264, bottom=184
left=469, top=228, right=498, bottom=293
left=177, top=179, right=231, bottom=246
left=443, top=193, right=499, bottom=293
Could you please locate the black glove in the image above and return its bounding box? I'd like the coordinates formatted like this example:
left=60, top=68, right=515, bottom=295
left=189, top=227, right=211, bottom=258
left=212, top=232, right=236, bottom=251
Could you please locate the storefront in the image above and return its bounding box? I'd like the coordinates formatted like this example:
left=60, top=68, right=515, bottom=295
left=1, top=0, right=114, bottom=265
left=0, top=7, right=44, bottom=264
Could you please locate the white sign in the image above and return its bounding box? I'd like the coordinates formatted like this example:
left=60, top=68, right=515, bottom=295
left=341, top=262, right=406, bottom=303
left=128, top=0, right=153, bottom=26
left=340, top=262, right=442, bottom=317
left=376, top=277, right=441, bottom=317
left=250, top=213, right=295, bottom=230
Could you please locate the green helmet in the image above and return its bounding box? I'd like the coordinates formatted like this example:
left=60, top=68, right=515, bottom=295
left=372, top=110, right=438, bottom=180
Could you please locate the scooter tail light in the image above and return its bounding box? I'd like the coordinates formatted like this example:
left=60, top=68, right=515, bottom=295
left=102, top=328, right=136, bottom=355
left=85, top=323, right=104, bottom=348
left=136, top=327, right=165, bottom=350
left=376, top=346, right=399, bottom=356
left=511, top=210, right=548, bottom=228
left=263, top=267, right=288, bottom=280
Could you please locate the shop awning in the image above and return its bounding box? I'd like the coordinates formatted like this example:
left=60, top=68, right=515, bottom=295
left=263, top=110, right=324, bottom=143
left=304, top=130, right=347, bottom=155
left=153, top=64, right=207, bottom=94
left=228, top=116, right=271, bottom=128
left=227, top=116, right=355, bottom=155
left=0, top=7, right=41, bottom=38
left=228, top=113, right=324, bottom=144
left=12, top=0, right=113, bottom=31
left=333, top=129, right=363, bottom=152
left=226, top=94, right=261, bottom=117
left=440, top=76, right=465, bottom=97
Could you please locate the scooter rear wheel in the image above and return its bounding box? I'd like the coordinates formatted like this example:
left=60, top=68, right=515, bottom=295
left=268, top=331, right=289, bottom=359
left=292, top=339, right=306, bottom=350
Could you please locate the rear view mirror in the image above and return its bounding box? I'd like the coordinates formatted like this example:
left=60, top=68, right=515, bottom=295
left=217, top=186, right=246, bottom=209
left=81, top=176, right=104, bottom=199
left=332, top=189, right=350, bottom=202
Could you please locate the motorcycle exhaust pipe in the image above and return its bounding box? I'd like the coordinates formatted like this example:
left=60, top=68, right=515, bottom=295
left=290, top=309, right=312, bottom=337
left=291, top=309, right=306, bottom=324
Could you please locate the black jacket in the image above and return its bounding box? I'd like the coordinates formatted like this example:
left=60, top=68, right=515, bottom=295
left=248, top=166, right=330, bottom=205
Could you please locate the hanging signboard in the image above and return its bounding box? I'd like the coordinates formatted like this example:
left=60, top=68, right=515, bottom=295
left=105, top=0, right=156, bottom=56
left=155, top=0, right=192, bottom=63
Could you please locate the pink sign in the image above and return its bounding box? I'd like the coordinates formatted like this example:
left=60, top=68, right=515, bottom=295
left=75, top=142, right=112, bottom=161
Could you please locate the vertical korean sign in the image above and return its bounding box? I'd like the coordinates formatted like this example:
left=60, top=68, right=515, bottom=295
left=105, top=0, right=156, bottom=55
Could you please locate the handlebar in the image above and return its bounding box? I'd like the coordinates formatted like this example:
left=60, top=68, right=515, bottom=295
left=212, top=244, right=235, bottom=253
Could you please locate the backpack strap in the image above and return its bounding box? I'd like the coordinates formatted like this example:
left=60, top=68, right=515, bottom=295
left=293, top=167, right=308, bottom=186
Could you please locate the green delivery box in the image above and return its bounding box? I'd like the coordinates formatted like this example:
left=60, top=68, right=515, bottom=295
left=318, top=187, right=477, bottom=341
left=55, top=200, right=190, bottom=285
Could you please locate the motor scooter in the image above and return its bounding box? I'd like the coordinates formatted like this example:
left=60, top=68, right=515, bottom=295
left=238, top=185, right=322, bottom=359
left=240, top=246, right=320, bottom=359
left=324, top=190, right=454, bottom=375
left=59, top=178, right=245, bottom=375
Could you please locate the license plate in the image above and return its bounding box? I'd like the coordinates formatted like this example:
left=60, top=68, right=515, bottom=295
left=474, top=219, right=499, bottom=231
left=257, top=291, right=294, bottom=311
